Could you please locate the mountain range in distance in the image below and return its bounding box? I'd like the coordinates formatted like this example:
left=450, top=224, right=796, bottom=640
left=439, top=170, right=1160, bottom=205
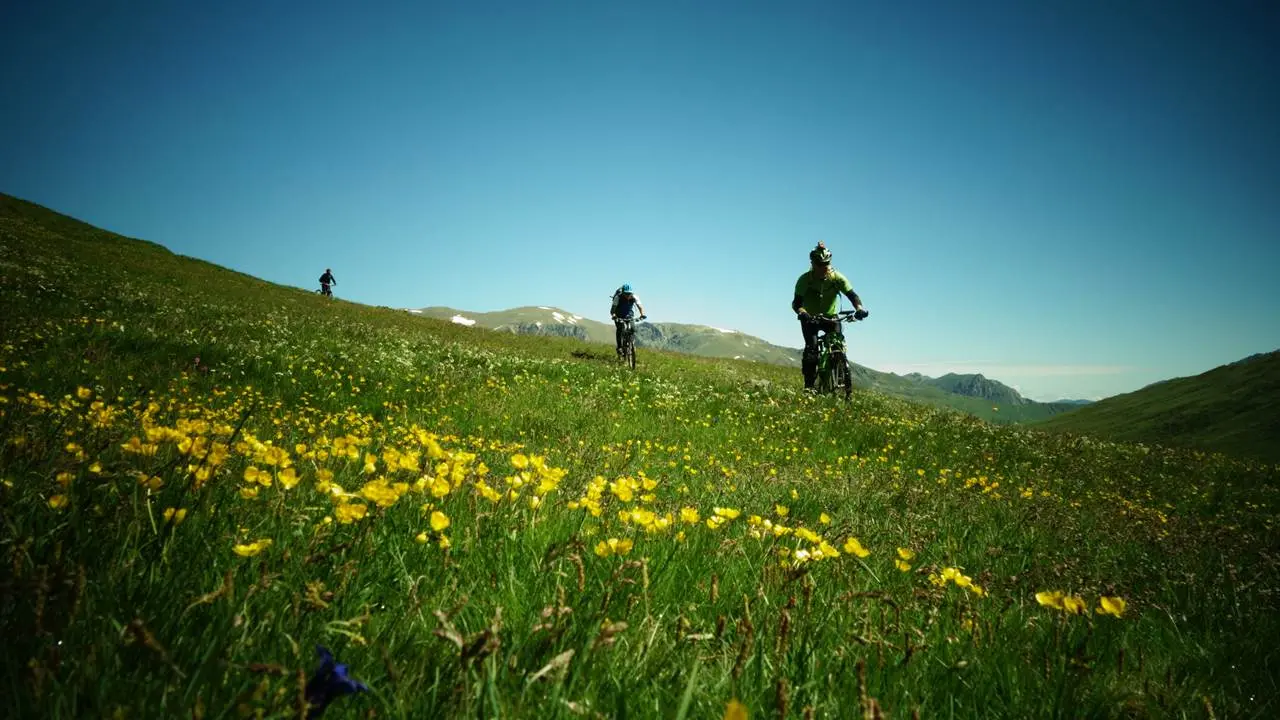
left=408, top=304, right=1093, bottom=420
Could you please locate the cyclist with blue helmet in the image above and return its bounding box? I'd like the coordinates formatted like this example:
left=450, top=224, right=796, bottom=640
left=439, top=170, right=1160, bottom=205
left=610, top=283, right=647, bottom=357
left=793, top=242, right=868, bottom=390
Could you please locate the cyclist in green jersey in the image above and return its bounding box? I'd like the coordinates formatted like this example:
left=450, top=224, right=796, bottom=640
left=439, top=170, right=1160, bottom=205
left=792, top=242, right=869, bottom=390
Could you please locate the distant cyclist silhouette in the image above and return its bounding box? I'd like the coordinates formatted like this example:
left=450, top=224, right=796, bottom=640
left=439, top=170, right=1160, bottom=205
left=319, top=268, right=337, bottom=297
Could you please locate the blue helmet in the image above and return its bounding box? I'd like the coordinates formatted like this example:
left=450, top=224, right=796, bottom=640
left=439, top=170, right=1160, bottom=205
left=620, top=283, right=632, bottom=293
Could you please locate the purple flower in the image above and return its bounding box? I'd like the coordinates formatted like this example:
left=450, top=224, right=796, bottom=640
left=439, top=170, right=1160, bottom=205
left=305, top=646, right=368, bottom=718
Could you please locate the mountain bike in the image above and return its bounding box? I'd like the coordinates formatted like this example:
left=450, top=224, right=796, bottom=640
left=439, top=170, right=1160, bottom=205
left=806, top=310, right=862, bottom=400
left=615, top=315, right=646, bottom=370
left=319, top=284, right=334, bottom=298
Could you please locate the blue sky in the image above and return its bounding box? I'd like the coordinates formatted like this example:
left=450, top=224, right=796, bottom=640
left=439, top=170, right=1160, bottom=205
left=3, top=0, right=1277, bottom=401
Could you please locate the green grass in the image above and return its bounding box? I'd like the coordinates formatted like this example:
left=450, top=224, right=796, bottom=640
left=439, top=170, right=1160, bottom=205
left=2, top=192, right=1278, bottom=719
left=1036, top=351, right=1280, bottom=464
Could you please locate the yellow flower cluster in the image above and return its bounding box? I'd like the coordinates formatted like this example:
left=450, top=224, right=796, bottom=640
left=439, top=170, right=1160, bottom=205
left=594, top=537, right=634, bottom=557
left=929, top=567, right=986, bottom=596
left=1036, top=591, right=1126, bottom=617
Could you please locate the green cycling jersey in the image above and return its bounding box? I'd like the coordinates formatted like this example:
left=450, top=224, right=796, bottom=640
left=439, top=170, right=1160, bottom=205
left=793, top=268, right=854, bottom=315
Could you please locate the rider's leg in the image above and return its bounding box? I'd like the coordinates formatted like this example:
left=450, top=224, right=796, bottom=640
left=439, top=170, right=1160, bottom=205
left=800, top=319, right=820, bottom=389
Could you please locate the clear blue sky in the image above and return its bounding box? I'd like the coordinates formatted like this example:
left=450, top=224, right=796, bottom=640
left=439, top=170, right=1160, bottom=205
left=3, top=0, right=1277, bottom=401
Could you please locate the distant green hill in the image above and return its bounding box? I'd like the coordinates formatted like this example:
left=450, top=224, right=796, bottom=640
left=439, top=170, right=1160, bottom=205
left=925, top=373, right=1030, bottom=405
left=1035, top=351, right=1280, bottom=463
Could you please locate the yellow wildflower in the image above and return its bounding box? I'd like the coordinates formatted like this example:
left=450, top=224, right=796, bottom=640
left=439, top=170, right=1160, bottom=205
left=429, top=474, right=451, bottom=498
left=163, top=507, right=188, bottom=524
left=1035, top=591, right=1064, bottom=609
left=430, top=511, right=451, bottom=532
left=610, top=480, right=634, bottom=502
left=594, top=538, right=634, bottom=557
left=896, top=547, right=916, bottom=561
left=843, top=537, right=871, bottom=558
left=475, top=481, right=502, bottom=503
left=1062, top=595, right=1086, bottom=615
left=48, top=494, right=69, bottom=510
left=334, top=502, right=367, bottom=524
left=244, top=466, right=270, bottom=486
left=1098, top=596, right=1126, bottom=618
left=795, top=527, right=822, bottom=544
left=233, top=539, right=273, bottom=557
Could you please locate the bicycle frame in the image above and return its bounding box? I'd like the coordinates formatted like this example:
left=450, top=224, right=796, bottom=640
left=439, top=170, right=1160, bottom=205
left=615, top=316, right=645, bottom=369
left=808, top=311, right=860, bottom=399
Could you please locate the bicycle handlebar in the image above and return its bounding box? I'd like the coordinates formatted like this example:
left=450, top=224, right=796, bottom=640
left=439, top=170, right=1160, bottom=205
left=805, top=310, right=863, bottom=322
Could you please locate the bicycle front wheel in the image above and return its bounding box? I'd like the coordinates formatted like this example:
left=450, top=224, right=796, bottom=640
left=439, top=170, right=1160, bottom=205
left=816, top=358, right=832, bottom=394
left=833, top=353, right=851, bottom=401
left=627, top=338, right=637, bottom=370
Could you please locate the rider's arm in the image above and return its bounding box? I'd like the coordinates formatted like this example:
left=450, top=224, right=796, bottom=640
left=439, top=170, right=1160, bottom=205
left=793, top=273, right=810, bottom=316
left=831, top=271, right=861, bottom=311
left=843, top=289, right=863, bottom=311
left=636, top=300, right=645, bottom=317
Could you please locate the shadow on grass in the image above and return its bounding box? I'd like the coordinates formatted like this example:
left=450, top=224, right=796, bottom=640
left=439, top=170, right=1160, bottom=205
left=570, top=348, right=619, bottom=364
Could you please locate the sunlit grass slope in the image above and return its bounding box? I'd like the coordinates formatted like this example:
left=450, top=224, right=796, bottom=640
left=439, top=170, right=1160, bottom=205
left=1036, top=351, right=1280, bottom=464
left=2, top=192, right=1278, bottom=718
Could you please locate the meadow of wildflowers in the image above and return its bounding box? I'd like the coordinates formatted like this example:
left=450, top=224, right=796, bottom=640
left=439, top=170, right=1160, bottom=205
left=2, top=196, right=1278, bottom=718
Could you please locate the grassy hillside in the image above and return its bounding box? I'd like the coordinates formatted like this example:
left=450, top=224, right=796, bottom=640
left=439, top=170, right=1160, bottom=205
left=1036, top=351, right=1280, bottom=463
left=2, top=192, right=1278, bottom=718
left=416, top=306, right=1078, bottom=425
